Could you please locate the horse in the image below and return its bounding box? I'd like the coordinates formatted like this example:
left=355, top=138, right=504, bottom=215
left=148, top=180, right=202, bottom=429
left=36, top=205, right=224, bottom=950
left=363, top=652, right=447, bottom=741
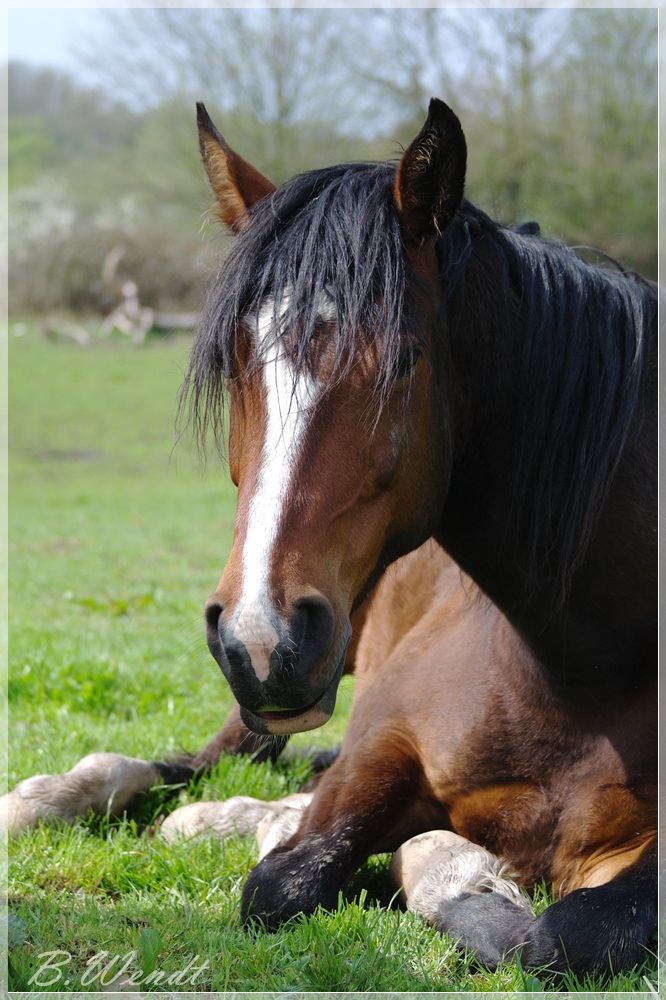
left=179, top=98, right=657, bottom=976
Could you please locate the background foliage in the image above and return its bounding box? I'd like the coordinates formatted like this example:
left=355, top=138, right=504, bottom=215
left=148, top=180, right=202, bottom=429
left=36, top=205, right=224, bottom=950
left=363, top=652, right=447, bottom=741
left=8, top=7, right=658, bottom=318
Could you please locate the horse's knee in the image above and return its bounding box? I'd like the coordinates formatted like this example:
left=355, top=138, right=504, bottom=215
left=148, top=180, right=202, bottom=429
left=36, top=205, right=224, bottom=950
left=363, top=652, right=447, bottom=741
left=434, top=884, right=656, bottom=978
left=432, top=843, right=656, bottom=977
left=520, top=869, right=657, bottom=976
left=242, top=834, right=344, bottom=929
left=390, top=830, right=530, bottom=916
left=241, top=740, right=422, bottom=929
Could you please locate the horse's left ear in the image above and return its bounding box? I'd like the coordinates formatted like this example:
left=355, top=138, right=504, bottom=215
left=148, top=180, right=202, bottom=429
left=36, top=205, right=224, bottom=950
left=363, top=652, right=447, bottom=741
left=197, top=102, right=276, bottom=231
left=394, top=98, right=467, bottom=242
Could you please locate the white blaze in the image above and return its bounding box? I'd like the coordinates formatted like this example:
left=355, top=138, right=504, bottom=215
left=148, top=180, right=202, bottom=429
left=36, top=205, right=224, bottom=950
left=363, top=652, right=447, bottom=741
left=232, top=298, right=321, bottom=680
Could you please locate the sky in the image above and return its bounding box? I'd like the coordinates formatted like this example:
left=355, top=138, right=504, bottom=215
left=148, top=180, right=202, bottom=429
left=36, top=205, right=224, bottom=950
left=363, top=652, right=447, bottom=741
left=4, top=5, right=230, bottom=84
left=5, top=1, right=662, bottom=80
left=7, top=8, right=102, bottom=77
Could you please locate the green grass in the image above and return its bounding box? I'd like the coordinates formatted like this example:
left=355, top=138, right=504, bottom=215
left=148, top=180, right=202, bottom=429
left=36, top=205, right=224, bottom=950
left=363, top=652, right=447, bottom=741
left=7, top=326, right=659, bottom=993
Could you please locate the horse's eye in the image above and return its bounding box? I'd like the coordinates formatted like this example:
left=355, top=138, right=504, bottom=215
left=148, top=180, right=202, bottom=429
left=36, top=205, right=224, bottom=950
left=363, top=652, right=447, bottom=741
left=394, top=346, right=421, bottom=382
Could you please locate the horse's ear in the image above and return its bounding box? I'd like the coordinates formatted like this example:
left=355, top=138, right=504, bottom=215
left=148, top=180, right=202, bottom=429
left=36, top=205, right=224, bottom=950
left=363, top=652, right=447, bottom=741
left=394, top=98, right=467, bottom=242
left=197, top=102, right=276, bottom=231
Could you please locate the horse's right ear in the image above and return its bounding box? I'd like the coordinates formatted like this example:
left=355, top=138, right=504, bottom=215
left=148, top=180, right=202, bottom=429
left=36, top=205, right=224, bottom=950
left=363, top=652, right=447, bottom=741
left=394, top=98, right=467, bottom=242
left=197, top=102, right=276, bottom=231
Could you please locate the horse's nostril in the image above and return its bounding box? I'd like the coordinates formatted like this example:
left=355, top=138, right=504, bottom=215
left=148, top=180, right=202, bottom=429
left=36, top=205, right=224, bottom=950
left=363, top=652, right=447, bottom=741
left=225, top=643, right=251, bottom=675
left=205, top=599, right=223, bottom=631
left=291, top=595, right=336, bottom=668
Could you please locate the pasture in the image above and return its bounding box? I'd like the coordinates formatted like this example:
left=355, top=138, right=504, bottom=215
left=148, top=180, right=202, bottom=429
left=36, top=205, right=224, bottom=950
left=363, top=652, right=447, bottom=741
left=7, top=327, right=658, bottom=993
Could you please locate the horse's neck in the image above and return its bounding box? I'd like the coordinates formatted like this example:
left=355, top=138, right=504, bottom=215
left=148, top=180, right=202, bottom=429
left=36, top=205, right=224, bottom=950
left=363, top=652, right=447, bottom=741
left=438, top=362, right=656, bottom=701
left=435, top=240, right=657, bottom=698
left=438, top=524, right=653, bottom=698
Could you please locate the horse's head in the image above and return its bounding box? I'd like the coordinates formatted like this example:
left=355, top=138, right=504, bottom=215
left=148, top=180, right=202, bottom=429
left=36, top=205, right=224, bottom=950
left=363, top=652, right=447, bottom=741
left=187, top=100, right=467, bottom=735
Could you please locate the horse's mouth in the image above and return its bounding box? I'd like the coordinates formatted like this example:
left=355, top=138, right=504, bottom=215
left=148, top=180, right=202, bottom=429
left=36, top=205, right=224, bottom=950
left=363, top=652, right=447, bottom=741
left=255, top=705, right=316, bottom=722
left=239, top=658, right=345, bottom=736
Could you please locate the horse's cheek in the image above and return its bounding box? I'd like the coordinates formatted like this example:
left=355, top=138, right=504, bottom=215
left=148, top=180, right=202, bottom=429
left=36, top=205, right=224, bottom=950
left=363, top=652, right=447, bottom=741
left=397, top=412, right=449, bottom=533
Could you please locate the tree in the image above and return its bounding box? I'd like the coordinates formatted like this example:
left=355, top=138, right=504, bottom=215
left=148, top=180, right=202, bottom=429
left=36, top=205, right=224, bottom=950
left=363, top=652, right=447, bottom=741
left=74, top=7, right=363, bottom=183
left=543, top=8, right=658, bottom=274
left=8, top=61, right=140, bottom=196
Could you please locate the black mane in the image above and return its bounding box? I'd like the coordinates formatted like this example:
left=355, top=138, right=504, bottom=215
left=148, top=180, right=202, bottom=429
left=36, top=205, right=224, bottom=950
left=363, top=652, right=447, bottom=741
left=180, top=160, right=655, bottom=604
left=442, top=203, right=655, bottom=601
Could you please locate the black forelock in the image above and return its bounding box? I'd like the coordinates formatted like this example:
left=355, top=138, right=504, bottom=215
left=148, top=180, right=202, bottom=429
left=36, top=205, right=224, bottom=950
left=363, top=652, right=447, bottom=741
left=180, top=160, right=419, bottom=452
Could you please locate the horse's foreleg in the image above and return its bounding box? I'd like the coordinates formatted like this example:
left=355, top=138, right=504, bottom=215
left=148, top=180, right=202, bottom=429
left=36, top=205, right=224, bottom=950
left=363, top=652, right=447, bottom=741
left=241, top=738, right=423, bottom=929
left=431, top=839, right=656, bottom=976
left=389, top=829, right=533, bottom=969
left=0, top=753, right=193, bottom=837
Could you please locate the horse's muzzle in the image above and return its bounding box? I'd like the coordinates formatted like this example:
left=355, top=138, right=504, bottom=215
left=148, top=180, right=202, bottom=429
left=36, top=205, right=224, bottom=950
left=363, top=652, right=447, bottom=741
left=204, top=594, right=350, bottom=735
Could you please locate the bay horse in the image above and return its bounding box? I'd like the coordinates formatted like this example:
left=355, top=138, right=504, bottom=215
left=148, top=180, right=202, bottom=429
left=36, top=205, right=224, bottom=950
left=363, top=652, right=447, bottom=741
left=180, top=98, right=657, bottom=975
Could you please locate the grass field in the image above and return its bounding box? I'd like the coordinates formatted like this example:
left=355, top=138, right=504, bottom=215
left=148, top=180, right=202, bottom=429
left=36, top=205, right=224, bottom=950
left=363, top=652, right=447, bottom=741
left=7, top=326, right=658, bottom=994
